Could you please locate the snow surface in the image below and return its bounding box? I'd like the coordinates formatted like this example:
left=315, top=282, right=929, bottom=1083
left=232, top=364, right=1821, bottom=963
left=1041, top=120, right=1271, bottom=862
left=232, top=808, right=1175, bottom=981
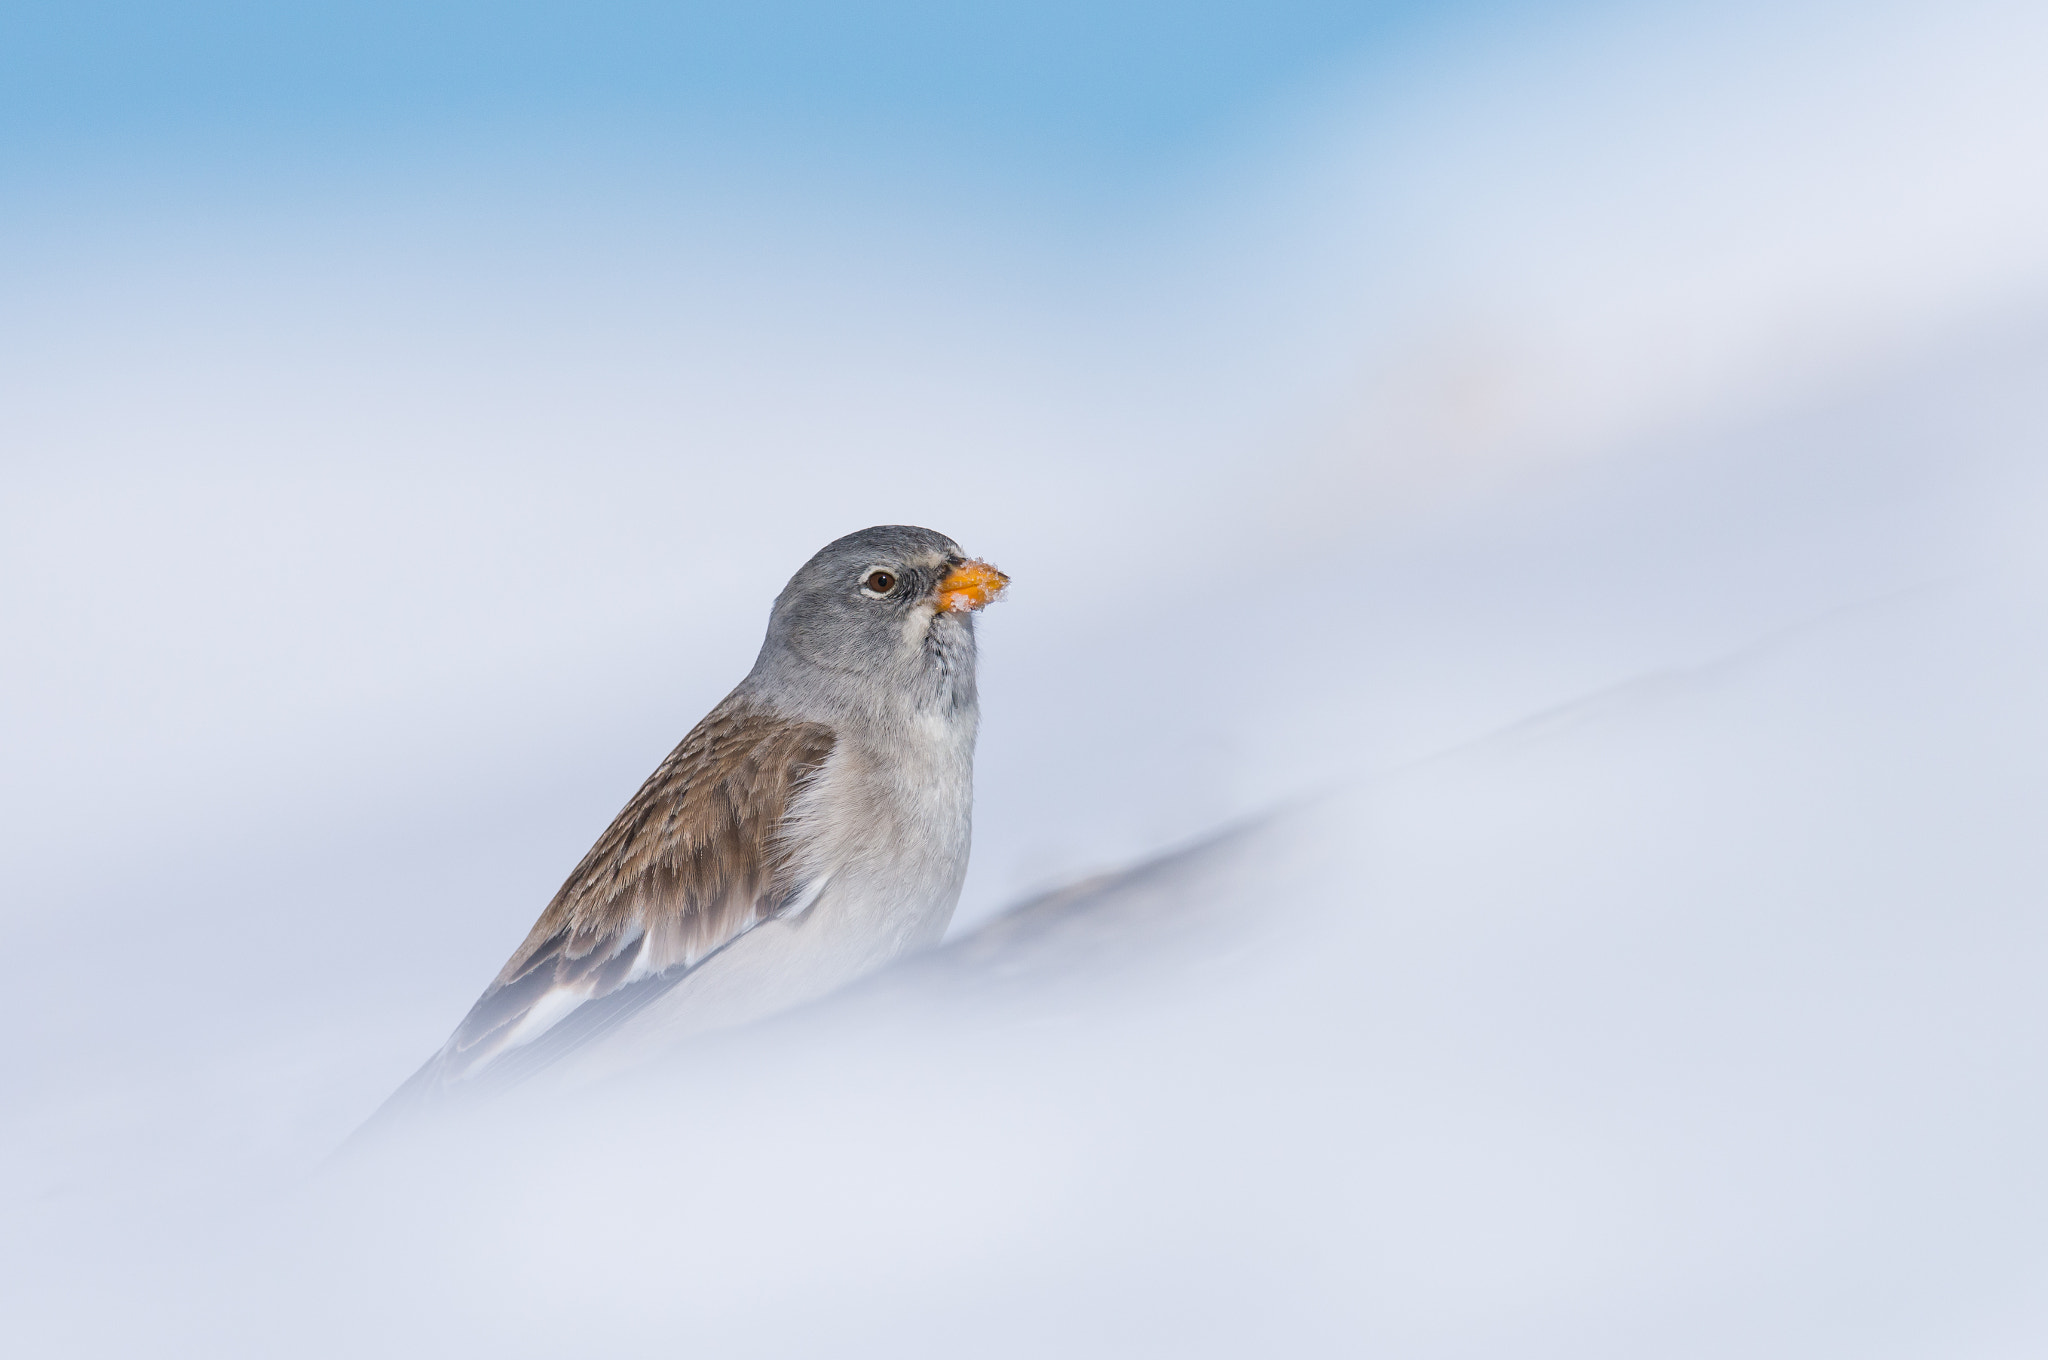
left=6, top=0, right=2048, bottom=1354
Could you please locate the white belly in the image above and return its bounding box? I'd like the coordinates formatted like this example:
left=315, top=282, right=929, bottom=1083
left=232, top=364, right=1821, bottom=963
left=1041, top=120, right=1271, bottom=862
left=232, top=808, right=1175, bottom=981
left=538, top=875, right=950, bottom=1091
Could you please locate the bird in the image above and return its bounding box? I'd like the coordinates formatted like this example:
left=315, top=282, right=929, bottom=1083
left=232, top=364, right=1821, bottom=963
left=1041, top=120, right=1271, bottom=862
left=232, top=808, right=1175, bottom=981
left=365, top=525, right=1007, bottom=1120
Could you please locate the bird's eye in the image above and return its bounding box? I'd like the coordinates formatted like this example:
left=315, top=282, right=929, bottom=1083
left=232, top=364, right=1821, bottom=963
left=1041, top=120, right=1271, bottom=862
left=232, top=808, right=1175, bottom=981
left=861, top=569, right=898, bottom=595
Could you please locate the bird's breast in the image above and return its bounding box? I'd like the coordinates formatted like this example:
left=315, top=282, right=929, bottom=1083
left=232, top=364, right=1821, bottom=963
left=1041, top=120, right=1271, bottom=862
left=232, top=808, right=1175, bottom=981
left=789, top=706, right=976, bottom=957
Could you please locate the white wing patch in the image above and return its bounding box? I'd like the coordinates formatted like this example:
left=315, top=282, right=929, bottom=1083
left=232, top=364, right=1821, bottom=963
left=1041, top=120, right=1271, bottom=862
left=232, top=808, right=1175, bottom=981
left=779, top=872, right=833, bottom=921
left=487, top=929, right=650, bottom=1056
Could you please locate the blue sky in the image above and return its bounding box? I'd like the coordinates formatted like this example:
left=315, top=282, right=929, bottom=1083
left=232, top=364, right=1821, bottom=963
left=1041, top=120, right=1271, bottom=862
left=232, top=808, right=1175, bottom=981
left=0, top=1, right=1548, bottom=184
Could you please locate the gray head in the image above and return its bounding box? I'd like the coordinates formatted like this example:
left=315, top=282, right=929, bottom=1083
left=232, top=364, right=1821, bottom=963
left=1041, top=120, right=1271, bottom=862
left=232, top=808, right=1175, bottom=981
left=744, top=525, right=1008, bottom=724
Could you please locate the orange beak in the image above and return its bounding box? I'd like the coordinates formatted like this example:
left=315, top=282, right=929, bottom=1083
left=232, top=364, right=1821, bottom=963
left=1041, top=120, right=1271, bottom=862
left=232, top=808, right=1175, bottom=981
left=934, top=559, right=1010, bottom=614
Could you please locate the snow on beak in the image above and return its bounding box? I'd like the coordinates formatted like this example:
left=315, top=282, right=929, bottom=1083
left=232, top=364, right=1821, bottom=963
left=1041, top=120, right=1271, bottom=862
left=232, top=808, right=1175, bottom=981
left=934, top=559, right=1009, bottom=613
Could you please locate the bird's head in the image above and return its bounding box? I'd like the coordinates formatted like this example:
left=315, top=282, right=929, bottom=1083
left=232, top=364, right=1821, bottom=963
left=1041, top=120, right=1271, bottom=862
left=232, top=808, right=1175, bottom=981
left=751, top=524, right=1007, bottom=718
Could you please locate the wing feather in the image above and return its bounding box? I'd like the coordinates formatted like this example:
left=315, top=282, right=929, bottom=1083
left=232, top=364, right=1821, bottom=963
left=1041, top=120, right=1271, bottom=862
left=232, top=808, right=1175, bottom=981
left=395, top=697, right=836, bottom=1101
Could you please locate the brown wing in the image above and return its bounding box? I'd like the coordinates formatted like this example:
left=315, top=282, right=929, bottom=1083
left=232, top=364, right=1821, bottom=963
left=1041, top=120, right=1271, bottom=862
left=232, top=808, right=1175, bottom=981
left=427, top=697, right=836, bottom=1087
